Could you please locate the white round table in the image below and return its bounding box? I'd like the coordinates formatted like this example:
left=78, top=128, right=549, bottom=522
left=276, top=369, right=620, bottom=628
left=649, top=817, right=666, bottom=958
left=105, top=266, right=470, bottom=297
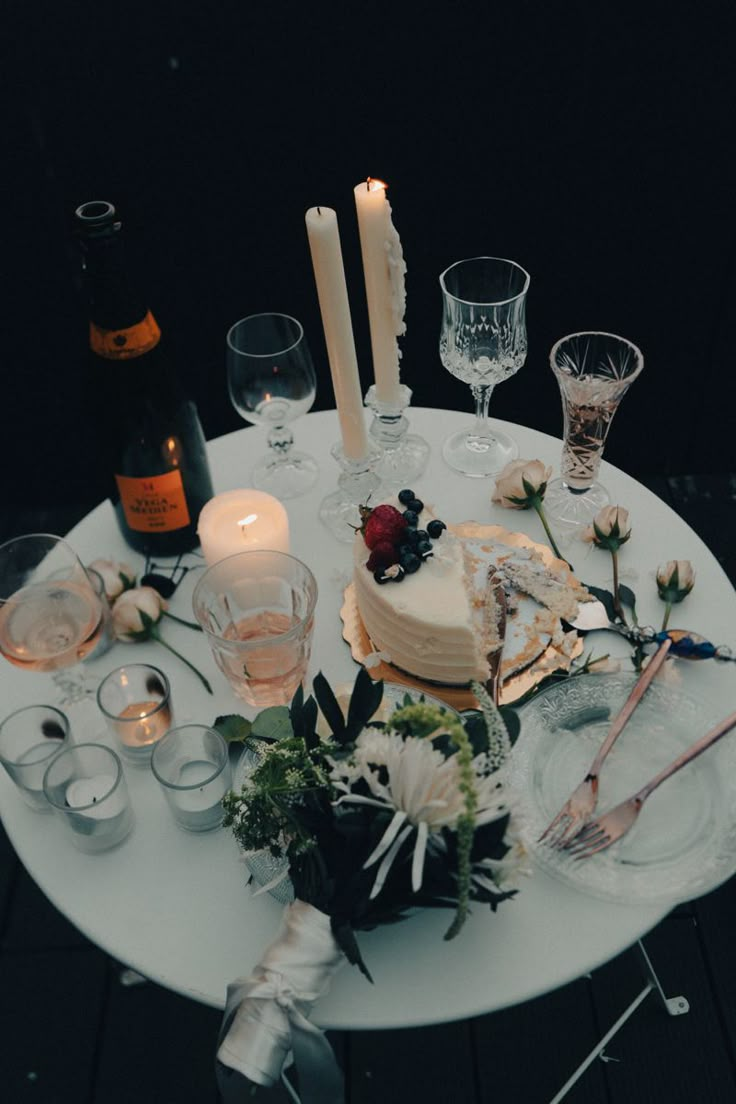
left=2, top=408, right=734, bottom=1030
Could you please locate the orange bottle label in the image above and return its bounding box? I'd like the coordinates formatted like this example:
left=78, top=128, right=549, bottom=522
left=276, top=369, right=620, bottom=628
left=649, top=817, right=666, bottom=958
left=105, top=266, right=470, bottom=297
left=115, top=470, right=191, bottom=533
left=90, top=311, right=161, bottom=359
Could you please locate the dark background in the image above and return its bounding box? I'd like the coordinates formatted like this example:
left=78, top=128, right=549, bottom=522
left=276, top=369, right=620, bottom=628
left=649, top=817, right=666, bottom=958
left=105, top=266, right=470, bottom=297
left=5, top=0, right=736, bottom=522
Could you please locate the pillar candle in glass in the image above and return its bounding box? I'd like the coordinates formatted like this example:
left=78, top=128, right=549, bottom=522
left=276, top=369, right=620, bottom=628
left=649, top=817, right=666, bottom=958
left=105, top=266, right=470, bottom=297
left=151, top=724, right=231, bottom=832
left=96, top=664, right=173, bottom=764
left=197, top=490, right=290, bottom=566
left=0, top=705, right=70, bottom=811
left=43, top=743, right=134, bottom=853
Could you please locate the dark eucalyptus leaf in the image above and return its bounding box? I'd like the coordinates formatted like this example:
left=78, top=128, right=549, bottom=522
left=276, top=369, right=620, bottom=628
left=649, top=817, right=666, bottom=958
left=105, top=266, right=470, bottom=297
left=300, top=696, right=320, bottom=750
left=312, top=671, right=346, bottom=737
left=618, top=584, right=638, bottom=616
left=498, top=706, right=520, bottom=747
left=345, top=669, right=384, bottom=741
left=585, top=585, right=617, bottom=623
left=331, top=921, right=373, bottom=983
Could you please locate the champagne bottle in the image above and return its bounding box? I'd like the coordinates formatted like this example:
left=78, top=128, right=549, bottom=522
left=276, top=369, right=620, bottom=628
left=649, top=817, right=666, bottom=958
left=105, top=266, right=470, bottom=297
left=75, top=200, right=214, bottom=556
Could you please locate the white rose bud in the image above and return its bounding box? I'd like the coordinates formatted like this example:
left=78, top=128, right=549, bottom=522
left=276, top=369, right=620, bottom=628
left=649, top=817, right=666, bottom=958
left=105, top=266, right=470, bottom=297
left=492, top=458, right=552, bottom=510
left=582, top=505, right=632, bottom=551
left=88, top=558, right=137, bottom=602
left=656, top=560, right=695, bottom=604
left=112, top=586, right=167, bottom=641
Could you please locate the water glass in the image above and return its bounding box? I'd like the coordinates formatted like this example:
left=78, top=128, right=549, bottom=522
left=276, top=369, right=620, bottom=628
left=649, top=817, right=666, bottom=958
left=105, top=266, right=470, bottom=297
left=150, top=724, right=231, bottom=832
left=43, top=743, right=134, bottom=852
left=192, top=549, right=318, bottom=707
left=0, top=705, right=69, bottom=811
left=96, top=664, right=173, bottom=764
left=439, top=256, right=530, bottom=476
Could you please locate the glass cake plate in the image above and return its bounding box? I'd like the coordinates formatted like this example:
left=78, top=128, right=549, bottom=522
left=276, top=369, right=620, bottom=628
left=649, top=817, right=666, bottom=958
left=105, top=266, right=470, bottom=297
left=508, top=674, right=736, bottom=905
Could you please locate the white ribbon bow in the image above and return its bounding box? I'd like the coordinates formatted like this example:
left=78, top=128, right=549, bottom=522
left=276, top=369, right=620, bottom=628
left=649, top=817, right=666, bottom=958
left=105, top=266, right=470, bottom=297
left=216, top=900, right=345, bottom=1104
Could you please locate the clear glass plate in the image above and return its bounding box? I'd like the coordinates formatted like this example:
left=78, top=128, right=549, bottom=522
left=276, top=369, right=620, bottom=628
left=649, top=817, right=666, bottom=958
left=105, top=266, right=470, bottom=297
left=508, top=674, right=736, bottom=905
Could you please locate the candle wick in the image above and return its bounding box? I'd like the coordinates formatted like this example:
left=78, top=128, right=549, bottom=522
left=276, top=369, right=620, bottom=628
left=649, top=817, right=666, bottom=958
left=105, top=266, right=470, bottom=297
left=366, top=177, right=371, bottom=191
left=317, top=206, right=321, bottom=215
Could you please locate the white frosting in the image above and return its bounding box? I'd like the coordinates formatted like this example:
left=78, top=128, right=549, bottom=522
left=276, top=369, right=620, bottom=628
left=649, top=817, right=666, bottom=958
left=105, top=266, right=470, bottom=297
left=353, top=503, right=492, bottom=686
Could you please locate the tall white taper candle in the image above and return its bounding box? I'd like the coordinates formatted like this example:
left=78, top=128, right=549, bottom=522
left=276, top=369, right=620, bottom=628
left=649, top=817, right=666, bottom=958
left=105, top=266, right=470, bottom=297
left=305, top=206, right=369, bottom=460
left=353, top=179, right=407, bottom=406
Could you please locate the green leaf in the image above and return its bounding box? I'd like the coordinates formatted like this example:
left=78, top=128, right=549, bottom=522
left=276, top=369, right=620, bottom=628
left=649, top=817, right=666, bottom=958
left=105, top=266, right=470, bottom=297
left=251, top=706, right=292, bottom=742
left=331, top=920, right=373, bottom=983
left=313, top=671, right=346, bottom=736
left=213, top=714, right=253, bottom=745
left=618, top=583, right=638, bottom=618
left=139, top=609, right=156, bottom=635
left=498, top=706, right=521, bottom=747
left=346, top=668, right=384, bottom=739
left=585, top=585, right=617, bottom=624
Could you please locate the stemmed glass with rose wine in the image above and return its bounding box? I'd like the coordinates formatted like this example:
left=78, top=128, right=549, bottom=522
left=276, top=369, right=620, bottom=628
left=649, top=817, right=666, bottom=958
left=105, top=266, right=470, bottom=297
left=0, top=534, right=104, bottom=679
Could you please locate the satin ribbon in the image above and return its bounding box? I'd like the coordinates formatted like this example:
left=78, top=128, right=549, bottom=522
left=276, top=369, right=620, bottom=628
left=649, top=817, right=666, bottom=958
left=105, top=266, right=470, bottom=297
left=216, top=900, right=345, bottom=1104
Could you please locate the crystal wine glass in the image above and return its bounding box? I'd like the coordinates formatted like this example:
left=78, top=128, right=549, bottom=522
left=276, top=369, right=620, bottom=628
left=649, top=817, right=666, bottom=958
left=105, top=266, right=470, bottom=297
left=0, top=534, right=104, bottom=675
left=543, top=331, right=644, bottom=533
left=227, top=313, right=318, bottom=499
left=439, top=256, right=530, bottom=476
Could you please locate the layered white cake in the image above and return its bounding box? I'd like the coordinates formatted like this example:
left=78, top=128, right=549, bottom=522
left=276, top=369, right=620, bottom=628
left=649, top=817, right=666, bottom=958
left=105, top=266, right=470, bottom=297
left=352, top=499, right=588, bottom=687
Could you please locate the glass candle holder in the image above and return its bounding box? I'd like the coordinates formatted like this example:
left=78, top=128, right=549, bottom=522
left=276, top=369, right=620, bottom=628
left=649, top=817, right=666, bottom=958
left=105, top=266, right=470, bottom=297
left=544, top=331, right=644, bottom=532
left=96, top=664, right=173, bottom=765
left=192, top=549, right=317, bottom=707
left=151, top=724, right=231, bottom=832
left=0, top=704, right=69, bottom=811
left=43, top=743, right=134, bottom=853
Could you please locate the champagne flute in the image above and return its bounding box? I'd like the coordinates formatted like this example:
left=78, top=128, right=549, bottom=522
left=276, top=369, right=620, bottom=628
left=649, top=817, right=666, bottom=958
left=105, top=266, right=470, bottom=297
left=0, top=534, right=104, bottom=674
left=227, top=313, right=319, bottom=500
left=439, top=256, right=530, bottom=476
left=543, top=331, right=644, bottom=533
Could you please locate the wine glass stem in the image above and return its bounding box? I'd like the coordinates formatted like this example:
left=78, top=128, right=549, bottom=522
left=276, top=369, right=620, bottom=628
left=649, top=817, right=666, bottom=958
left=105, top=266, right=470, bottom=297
left=469, top=384, right=496, bottom=443
left=267, top=425, right=294, bottom=458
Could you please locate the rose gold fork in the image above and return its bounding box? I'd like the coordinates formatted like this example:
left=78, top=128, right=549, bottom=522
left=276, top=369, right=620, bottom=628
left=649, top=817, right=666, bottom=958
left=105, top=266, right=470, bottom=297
left=539, top=638, right=672, bottom=847
left=565, top=707, right=736, bottom=859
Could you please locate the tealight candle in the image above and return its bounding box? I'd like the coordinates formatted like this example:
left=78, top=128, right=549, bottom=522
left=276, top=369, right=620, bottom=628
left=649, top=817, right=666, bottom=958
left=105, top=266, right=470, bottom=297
left=197, top=490, right=290, bottom=566
left=353, top=178, right=407, bottom=406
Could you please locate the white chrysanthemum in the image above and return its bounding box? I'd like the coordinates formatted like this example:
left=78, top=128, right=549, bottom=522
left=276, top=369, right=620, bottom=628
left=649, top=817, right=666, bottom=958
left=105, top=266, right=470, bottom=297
left=331, top=728, right=510, bottom=900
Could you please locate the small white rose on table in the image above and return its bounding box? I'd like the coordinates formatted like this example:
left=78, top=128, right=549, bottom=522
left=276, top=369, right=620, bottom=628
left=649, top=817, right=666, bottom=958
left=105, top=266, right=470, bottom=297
left=656, top=559, right=696, bottom=630
left=582, top=505, right=632, bottom=625
left=111, top=586, right=212, bottom=694
left=492, top=458, right=564, bottom=562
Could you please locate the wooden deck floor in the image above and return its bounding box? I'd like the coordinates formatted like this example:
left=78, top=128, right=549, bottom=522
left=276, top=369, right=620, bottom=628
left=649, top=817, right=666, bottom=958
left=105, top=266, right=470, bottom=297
left=2, top=473, right=736, bottom=1103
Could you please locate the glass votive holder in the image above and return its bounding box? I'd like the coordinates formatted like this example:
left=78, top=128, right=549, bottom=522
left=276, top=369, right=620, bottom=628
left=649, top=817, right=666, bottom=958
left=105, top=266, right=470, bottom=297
left=191, top=549, right=318, bottom=708
left=150, top=724, right=231, bottom=832
left=43, top=743, right=134, bottom=853
left=0, top=705, right=70, bottom=811
left=96, top=664, right=173, bottom=765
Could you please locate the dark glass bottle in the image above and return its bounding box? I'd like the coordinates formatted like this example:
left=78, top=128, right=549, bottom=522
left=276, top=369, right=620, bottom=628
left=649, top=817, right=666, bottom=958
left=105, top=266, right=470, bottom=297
left=75, top=201, right=214, bottom=556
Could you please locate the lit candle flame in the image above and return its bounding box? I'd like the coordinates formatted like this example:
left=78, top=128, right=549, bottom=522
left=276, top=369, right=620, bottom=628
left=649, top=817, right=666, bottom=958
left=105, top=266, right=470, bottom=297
left=367, top=177, right=387, bottom=192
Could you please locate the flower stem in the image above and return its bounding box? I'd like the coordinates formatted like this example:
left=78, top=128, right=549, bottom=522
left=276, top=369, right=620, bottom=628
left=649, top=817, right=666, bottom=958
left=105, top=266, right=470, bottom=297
left=162, top=610, right=203, bottom=631
left=533, top=500, right=565, bottom=563
left=611, top=550, right=627, bottom=624
left=152, top=628, right=213, bottom=694
left=661, top=601, right=672, bottom=631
